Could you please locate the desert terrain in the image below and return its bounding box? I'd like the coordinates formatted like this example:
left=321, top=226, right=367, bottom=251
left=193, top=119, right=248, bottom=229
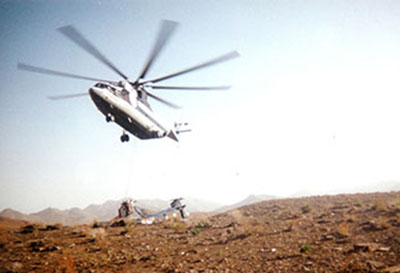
left=1, top=192, right=399, bottom=272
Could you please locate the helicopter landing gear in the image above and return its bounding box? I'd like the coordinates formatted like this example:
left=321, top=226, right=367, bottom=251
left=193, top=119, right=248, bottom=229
left=106, top=113, right=114, bottom=123
left=120, top=132, right=129, bottom=143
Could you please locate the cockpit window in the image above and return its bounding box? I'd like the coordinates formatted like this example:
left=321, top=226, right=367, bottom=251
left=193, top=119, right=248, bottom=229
left=95, top=82, right=131, bottom=103
left=121, top=89, right=131, bottom=104
left=95, top=83, right=107, bottom=88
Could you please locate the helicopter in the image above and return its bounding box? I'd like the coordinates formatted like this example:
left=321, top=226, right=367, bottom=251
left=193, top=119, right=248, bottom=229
left=18, top=20, right=239, bottom=142
left=118, top=198, right=189, bottom=224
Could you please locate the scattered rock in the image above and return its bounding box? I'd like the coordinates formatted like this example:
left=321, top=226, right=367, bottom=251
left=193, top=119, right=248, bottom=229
left=92, top=221, right=108, bottom=228
left=139, top=255, right=154, bottom=262
left=386, top=264, right=400, bottom=273
left=186, top=249, right=198, bottom=254
left=45, top=245, right=61, bottom=252
left=377, top=247, right=391, bottom=252
left=20, top=224, right=36, bottom=234
left=304, top=261, right=313, bottom=267
left=111, top=219, right=127, bottom=227
left=353, top=243, right=380, bottom=252
left=11, top=262, right=23, bottom=271
left=332, top=231, right=348, bottom=239
left=335, top=239, right=350, bottom=244
left=320, top=234, right=334, bottom=241
left=361, top=220, right=387, bottom=232
left=120, top=230, right=128, bottom=235
left=86, top=247, right=101, bottom=253
left=367, top=260, right=385, bottom=270
left=231, top=233, right=248, bottom=241
left=39, top=224, right=61, bottom=231
left=30, top=240, right=45, bottom=252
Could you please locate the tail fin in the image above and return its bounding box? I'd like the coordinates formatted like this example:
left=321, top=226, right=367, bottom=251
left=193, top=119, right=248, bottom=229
left=167, top=130, right=179, bottom=142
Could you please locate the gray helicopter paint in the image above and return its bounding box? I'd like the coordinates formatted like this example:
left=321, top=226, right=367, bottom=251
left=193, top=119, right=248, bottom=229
left=89, top=86, right=172, bottom=140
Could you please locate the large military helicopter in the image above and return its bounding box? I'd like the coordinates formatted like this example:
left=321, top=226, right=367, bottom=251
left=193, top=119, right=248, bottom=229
left=18, top=20, right=239, bottom=142
left=118, top=198, right=189, bottom=224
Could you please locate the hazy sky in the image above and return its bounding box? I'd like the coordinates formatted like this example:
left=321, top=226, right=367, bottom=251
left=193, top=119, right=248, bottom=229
left=1, top=0, right=400, bottom=213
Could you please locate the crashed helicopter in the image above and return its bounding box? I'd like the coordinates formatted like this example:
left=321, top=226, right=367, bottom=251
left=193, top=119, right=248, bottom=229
left=18, top=20, right=239, bottom=142
left=118, top=198, right=189, bottom=224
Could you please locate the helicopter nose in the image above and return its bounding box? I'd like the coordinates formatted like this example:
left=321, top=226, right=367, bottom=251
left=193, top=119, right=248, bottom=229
left=89, top=88, right=97, bottom=98
left=89, top=87, right=105, bottom=102
left=89, top=87, right=105, bottom=98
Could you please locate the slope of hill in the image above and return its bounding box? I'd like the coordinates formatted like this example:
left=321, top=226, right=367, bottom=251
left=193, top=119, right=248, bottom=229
left=0, top=216, right=28, bottom=230
left=1, top=191, right=399, bottom=272
left=0, top=208, right=40, bottom=223
left=216, top=194, right=277, bottom=212
left=83, top=200, right=121, bottom=222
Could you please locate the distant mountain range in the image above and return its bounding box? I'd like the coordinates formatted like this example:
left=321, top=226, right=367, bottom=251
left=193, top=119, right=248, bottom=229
left=0, top=196, right=228, bottom=225
left=0, top=195, right=275, bottom=226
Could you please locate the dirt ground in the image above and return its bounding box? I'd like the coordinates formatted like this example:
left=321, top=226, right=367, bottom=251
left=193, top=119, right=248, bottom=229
left=1, top=192, right=400, bottom=273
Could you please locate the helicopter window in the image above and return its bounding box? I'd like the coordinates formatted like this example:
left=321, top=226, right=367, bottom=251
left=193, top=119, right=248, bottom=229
left=106, top=86, right=118, bottom=94
left=95, top=83, right=104, bottom=88
left=121, top=89, right=131, bottom=103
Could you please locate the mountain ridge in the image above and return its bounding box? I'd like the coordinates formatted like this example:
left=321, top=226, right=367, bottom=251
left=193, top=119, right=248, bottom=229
left=0, top=197, right=224, bottom=225
left=0, top=195, right=266, bottom=225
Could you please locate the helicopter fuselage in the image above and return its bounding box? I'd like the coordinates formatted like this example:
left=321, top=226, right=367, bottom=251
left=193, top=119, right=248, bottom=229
left=89, top=82, right=177, bottom=141
left=18, top=22, right=236, bottom=143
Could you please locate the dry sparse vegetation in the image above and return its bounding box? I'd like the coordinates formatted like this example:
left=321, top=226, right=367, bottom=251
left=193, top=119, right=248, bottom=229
left=1, top=192, right=400, bottom=272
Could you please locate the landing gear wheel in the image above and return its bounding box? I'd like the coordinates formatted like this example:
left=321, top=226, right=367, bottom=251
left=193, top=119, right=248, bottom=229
left=106, top=114, right=114, bottom=123
left=120, top=134, right=129, bottom=142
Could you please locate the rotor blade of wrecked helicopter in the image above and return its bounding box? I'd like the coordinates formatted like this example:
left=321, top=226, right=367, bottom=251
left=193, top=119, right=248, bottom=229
left=136, top=20, right=178, bottom=82
left=47, top=92, right=88, bottom=100
left=143, top=51, right=240, bottom=84
left=145, top=89, right=181, bottom=109
left=17, top=63, right=110, bottom=82
left=149, top=85, right=231, bottom=91
left=58, top=25, right=129, bottom=80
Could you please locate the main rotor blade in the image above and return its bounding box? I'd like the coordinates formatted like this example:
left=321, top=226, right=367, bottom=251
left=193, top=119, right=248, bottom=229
left=136, top=20, right=178, bottom=81
left=18, top=63, right=108, bottom=82
left=47, top=92, right=88, bottom=100
left=145, top=90, right=181, bottom=109
left=149, top=85, right=231, bottom=91
left=144, top=51, right=240, bottom=84
left=58, top=25, right=129, bottom=80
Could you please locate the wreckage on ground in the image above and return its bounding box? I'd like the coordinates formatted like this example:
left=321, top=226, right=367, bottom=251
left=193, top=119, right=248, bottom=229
left=118, top=198, right=189, bottom=224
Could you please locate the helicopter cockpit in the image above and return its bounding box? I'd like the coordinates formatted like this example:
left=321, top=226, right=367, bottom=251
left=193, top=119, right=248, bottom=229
left=94, top=82, right=117, bottom=95
left=94, top=82, right=132, bottom=104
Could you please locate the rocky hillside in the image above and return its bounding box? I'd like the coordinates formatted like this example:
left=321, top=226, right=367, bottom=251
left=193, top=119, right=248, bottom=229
left=1, top=191, right=399, bottom=272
